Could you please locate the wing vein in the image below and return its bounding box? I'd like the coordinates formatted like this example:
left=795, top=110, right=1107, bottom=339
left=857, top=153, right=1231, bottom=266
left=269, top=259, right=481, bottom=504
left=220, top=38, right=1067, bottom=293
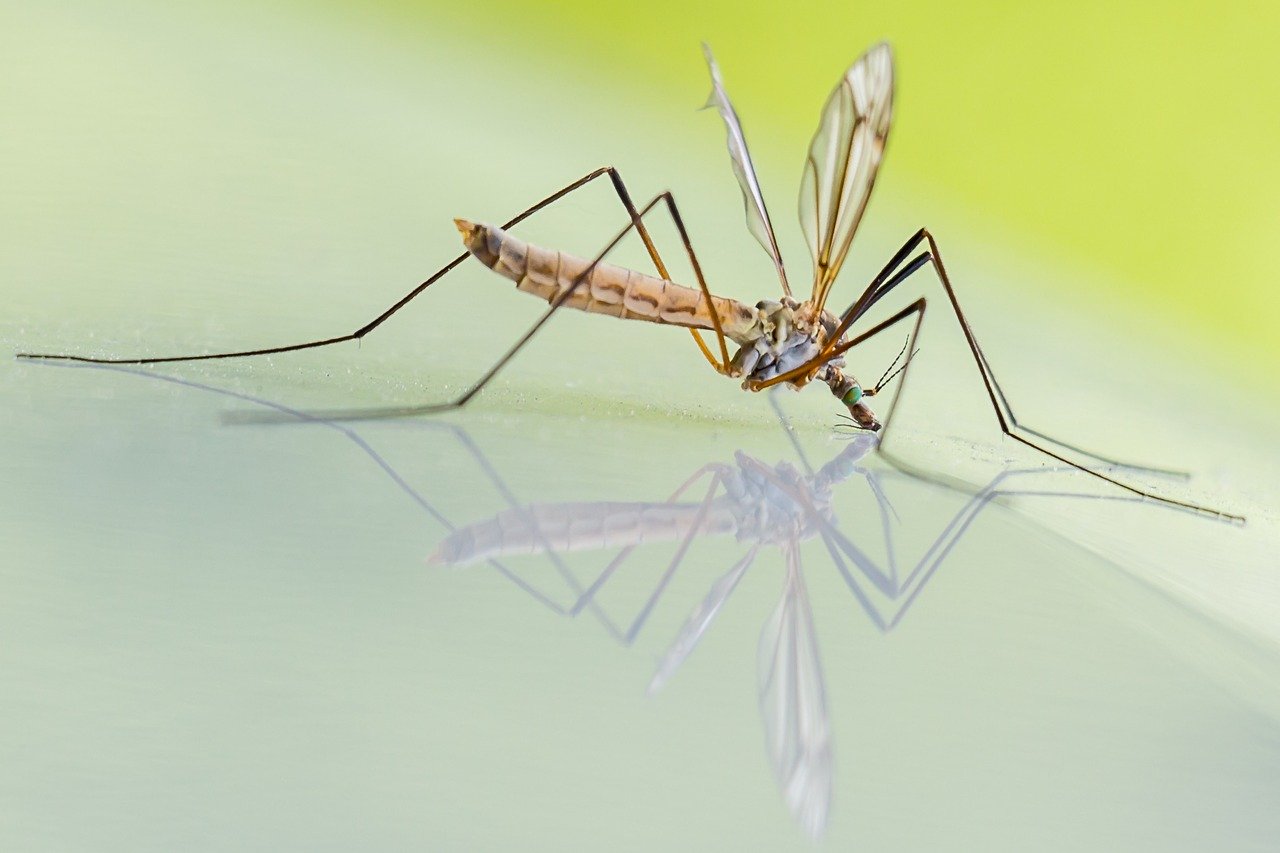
left=799, top=44, right=894, bottom=314
left=701, top=44, right=791, bottom=296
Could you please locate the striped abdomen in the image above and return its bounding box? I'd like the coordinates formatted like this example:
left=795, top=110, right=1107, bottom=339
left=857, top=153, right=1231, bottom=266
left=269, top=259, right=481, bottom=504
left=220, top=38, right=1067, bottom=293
left=455, top=219, right=760, bottom=345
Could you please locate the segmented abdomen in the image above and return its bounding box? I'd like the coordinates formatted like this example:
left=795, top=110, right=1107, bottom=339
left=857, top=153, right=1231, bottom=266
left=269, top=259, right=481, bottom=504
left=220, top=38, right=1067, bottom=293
left=456, top=219, right=758, bottom=345
left=426, top=500, right=738, bottom=567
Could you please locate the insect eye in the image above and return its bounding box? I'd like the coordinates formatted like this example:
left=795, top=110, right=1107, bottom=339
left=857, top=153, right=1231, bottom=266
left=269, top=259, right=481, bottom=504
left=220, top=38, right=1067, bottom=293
left=841, top=384, right=863, bottom=406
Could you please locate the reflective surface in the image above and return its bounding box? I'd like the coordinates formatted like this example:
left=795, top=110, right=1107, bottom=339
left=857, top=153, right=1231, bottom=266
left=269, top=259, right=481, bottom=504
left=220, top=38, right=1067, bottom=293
left=4, top=2, right=1280, bottom=850
left=5, top=360, right=1279, bottom=850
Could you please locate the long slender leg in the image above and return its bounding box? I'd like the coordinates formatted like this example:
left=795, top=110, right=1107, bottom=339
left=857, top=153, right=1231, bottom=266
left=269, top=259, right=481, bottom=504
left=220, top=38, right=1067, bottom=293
left=830, top=299, right=929, bottom=433
left=829, top=234, right=1243, bottom=522
left=16, top=166, right=636, bottom=365
left=750, top=230, right=1194, bottom=481
left=566, top=182, right=736, bottom=373
left=430, top=191, right=691, bottom=413
left=648, top=545, right=759, bottom=694
left=568, top=462, right=726, bottom=617
left=597, top=174, right=731, bottom=372
left=254, top=190, right=726, bottom=423
left=654, top=194, right=733, bottom=371
left=848, top=233, right=1187, bottom=477
left=912, top=231, right=1188, bottom=477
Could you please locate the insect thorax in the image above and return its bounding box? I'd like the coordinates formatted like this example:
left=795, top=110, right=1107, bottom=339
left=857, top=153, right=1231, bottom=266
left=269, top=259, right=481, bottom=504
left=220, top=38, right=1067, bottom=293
left=721, top=454, right=838, bottom=546
left=730, top=298, right=846, bottom=388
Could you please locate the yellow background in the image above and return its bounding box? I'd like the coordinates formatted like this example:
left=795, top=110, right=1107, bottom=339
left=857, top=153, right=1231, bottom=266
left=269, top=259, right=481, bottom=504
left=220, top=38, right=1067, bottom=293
left=333, top=0, right=1279, bottom=393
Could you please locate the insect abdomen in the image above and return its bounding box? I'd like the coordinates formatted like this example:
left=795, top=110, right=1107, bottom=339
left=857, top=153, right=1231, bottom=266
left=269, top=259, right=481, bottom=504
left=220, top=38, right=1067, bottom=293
left=427, top=500, right=738, bottom=567
left=456, top=219, right=757, bottom=344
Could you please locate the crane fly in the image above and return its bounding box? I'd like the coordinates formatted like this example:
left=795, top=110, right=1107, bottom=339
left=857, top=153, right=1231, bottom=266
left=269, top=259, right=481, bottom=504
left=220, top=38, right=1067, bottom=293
left=17, top=42, right=1242, bottom=523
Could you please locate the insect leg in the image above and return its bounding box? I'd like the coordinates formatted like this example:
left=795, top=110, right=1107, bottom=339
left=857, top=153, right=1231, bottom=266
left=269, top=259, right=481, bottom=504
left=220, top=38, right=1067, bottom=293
left=749, top=222, right=1200, bottom=493
left=777, top=228, right=1198, bottom=480
left=618, top=471, right=725, bottom=644
left=595, top=172, right=732, bottom=372
left=287, top=191, right=725, bottom=421
left=655, top=193, right=734, bottom=373
left=741, top=233, right=931, bottom=392
left=648, top=545, right=759, bottom=694
left=16, top=166, right=628, bottom=365
left=913, top=230, right=1196, bottom=476
left=853, top=230, right=1242, bottom=522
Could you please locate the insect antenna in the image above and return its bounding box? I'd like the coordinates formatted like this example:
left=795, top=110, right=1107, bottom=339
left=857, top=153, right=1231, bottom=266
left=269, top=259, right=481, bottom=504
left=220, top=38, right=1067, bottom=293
left=863, top=334, right=916, bottom=397
left=870, top=345, right=920, bottom=396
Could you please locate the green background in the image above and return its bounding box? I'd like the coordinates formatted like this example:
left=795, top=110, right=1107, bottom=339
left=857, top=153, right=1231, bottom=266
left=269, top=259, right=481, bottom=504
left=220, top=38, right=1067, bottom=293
left=4, top=3, right=1279, bottom=849
left=324, top=0, right=1280, bottom=394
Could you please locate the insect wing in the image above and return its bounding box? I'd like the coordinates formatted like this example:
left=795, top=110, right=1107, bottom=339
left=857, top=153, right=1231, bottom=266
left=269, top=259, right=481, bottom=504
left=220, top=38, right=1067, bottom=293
left=757, top=543, right=833, bottom=838
left=800, top=43, right=894, bottom=313
left=648, top=546, right=758, bottom=694
left=702, top=44, right=791, bottom=295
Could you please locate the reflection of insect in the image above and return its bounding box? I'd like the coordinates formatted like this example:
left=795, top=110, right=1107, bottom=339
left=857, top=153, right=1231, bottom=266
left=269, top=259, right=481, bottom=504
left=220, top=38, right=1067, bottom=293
left=425, top=403, right=1164, bottom=839
left=56, top=362, right=1185, bottom=839
left=18, top=44, right=1239, bottom=521
left=430, top=429, right=885, bottom=839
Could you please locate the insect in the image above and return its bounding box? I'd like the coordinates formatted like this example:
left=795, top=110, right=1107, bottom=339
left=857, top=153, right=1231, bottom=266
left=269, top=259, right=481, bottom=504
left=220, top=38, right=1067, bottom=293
left=17, top=43, right=1241, bottom=522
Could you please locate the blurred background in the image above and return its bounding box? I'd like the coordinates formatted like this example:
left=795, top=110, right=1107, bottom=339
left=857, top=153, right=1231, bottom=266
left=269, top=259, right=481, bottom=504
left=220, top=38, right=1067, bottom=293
left=4, top=2, right=1279, bottom=850
left=6, top=0, right=1277, bottom=405
left=314, top=0, right=1280, bottom=394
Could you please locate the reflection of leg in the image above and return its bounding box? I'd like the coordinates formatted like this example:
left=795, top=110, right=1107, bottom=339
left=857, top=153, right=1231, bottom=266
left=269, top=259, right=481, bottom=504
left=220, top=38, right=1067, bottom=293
left=729, top=452, right=895, bottom=632
left=620, top=472, right=725, bottom=644
left=429, top=422, right=632, bottom=640
left=16, top=166, right=629, bottom=365
left=882, top=465, right=1158, bottom=630
left=73, top=362, right=586, bottom=617
left=767, top=391, right=816, bottom=475
left=571, top=467, right=728, bottom=647
left=649, top=545, right=759, bottom=694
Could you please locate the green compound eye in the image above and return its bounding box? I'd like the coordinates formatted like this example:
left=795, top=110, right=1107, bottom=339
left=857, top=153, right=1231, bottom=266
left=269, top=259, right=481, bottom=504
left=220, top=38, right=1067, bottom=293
left=842, top=384, right=863, bottom=406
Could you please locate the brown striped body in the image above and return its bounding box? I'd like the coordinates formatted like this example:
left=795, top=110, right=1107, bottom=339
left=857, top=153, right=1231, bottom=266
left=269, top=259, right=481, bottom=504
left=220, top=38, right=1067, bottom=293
left=455, top=219, right=762, bottom=346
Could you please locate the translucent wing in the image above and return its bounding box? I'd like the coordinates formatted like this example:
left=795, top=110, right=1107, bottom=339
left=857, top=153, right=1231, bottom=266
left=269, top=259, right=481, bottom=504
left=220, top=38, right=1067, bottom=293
left=702, top=43, right=791, bottom=296
left=800, top=43, right=894, bottom=313
left=757, top=543, right=833, bottom=838
left=647, top=546, right=757, bottom=695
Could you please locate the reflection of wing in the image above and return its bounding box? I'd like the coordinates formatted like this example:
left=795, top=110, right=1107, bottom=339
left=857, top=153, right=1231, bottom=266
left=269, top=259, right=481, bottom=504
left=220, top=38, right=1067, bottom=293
left=702, top=44, right=791, bottom=295
left=799, top=43, right=894, bottom=313
left=648, top=546, right=758, bottom=694
left=757, top=543, right=832, bottom=838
